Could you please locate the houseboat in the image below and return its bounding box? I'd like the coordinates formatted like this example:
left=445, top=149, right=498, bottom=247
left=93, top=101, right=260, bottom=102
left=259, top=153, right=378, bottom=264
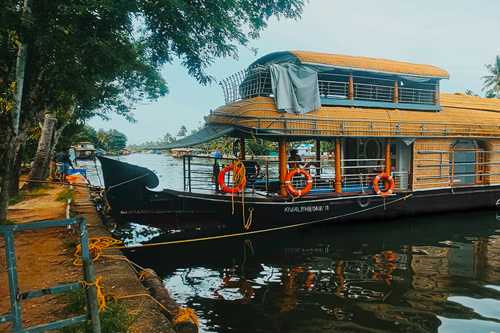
left=171, top=147, right=204, bottom=158
left=72, top=141, right=97, bottom=159
left=98, top=51, right=500, bottom=234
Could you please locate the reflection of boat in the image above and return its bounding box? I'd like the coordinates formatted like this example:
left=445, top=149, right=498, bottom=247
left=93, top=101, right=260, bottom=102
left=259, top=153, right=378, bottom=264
left=98, top=51, right=500, bottom=233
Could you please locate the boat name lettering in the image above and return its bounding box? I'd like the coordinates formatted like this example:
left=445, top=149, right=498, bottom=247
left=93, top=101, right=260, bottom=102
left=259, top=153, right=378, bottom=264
left=284, top=205, right=329, bottom=213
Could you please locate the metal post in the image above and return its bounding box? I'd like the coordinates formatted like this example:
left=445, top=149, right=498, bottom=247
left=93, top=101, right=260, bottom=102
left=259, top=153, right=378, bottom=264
left=78, top=218, right=101, bottom=333
left=187, top=156, right=192, bottom=193
left=240, top=139, right=246, bottom=160
left=315, top=139, right=321, bottom=175
left=3, top=230, right=23, bottom=331
left=182, top=155, right=186, bottom=191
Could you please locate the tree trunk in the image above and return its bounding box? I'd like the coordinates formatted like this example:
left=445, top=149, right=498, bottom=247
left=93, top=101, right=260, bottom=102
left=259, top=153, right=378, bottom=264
left=9, top=143, right=25, bottom=198
left=0, top=137, right=17, bottom=225
left=24, top=111, right=57, bottom=190
left=141, top=269, right=198, bottom=332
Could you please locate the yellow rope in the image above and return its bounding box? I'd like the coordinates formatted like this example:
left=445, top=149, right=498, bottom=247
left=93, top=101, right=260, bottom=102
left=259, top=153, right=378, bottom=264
left=105, top=291, right=199, bottom=328
left=230, top=159, right=251, bottom=230
left=80, top=276, right=106, bottom=312
left=106, top=194, right=413, bottom=249
left=73, top=237, right=123, bottom=265
left=174, top=308, right=199, bottom=327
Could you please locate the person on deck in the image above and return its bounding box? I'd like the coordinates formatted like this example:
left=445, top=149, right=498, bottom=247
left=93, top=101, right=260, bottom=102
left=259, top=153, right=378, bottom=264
left=288, top=149, right=302, bottom=169
left=54, top=148, right=74, bottom=184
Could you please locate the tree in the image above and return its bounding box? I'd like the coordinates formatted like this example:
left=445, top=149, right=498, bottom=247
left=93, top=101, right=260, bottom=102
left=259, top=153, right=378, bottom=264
left=178, top=125, right=188, bottom=138
left=0, top=0, right=305, bottom=224
left=482, top=55, right=500, bottom=98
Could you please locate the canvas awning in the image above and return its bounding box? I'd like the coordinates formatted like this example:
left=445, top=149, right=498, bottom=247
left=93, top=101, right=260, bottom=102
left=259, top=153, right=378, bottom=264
left=157, top=125, right=236, bottom=149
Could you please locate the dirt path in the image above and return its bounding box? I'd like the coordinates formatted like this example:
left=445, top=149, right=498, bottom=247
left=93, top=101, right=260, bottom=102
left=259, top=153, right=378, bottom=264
left=0, top=183, right=174, bottom=332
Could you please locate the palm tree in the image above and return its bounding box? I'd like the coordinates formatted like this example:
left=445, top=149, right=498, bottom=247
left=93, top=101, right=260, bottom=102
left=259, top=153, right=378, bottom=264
left=482, top=55, right=500, bottom=98
left=178, top=125, right=187, bottom=138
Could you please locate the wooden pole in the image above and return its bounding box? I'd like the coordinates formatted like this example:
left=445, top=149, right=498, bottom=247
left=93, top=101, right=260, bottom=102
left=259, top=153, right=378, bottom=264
left=385, top=139, right=391, bottom=174
left=348, top=76, right=354, bottom=100
left=393, top=81, right=399, bottom=103
left=434, top=84, right=440, bottom=105
left=279, top=138, right=288, bottom=195
left=335, top=138, right=342, bottom=193
left=239, top=139, right=246, bottom=160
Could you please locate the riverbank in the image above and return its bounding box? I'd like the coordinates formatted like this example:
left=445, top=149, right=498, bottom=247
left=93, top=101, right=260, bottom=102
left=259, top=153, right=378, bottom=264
left=0, top=182, right=174, bottom=332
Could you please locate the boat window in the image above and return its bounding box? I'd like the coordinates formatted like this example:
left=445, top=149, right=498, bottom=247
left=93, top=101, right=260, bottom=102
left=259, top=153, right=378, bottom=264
left=450, top=140, right=486, bottom=185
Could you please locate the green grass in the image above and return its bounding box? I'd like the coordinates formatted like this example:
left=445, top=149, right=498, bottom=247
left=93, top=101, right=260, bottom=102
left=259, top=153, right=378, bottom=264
left=61, top=238, right=80, bottom=251
left=9, top=184, right=52, bottom=205
left=59, top=289, right=139, bottom=333
left=56, top=187, right=74, bottom=202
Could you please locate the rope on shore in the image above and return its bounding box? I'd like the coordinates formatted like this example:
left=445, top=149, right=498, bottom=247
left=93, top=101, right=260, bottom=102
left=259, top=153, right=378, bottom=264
left=73, top=237, right=123, bottom=265
left=106, top=194, right=413, bottom=250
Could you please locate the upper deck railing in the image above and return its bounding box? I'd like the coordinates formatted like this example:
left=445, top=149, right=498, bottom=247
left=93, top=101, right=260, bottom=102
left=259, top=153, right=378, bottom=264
left=220, top=66, right=436, bottom=106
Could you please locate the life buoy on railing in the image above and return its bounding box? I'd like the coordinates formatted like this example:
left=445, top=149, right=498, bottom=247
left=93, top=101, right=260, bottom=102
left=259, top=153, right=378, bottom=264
left=373, top=172, right=395, bottom=197
left=285, top=168, right=313, bottom=196
left=218, top=165, right=246, bottom=194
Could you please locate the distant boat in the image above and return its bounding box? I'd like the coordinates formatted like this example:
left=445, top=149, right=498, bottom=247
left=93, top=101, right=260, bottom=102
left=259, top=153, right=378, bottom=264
left=171, top=147, right=204, bottom=158
left=98, top=50, right=500, bottom=237
left=71, top=142, right=96, bottom=160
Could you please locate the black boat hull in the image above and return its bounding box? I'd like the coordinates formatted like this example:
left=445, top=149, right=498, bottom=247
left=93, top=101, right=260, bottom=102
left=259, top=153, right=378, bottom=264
left=98, top=156, right=500, bottom=232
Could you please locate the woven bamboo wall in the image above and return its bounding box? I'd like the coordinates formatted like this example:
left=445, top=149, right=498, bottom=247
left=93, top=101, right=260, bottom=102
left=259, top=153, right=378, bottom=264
left=412, top=138, right=451, bottom=190
left=485, top=139, right=500, bottom=185
left=208, top=94, right=500, bottom=139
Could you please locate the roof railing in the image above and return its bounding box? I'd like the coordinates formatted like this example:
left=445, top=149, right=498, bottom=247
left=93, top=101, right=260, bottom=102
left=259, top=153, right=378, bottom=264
left=220, top=65, right=436, bottom=106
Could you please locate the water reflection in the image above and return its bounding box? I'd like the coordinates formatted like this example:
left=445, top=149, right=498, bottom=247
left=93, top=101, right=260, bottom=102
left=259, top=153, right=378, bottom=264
left=116, top=209, right=500, bottom=332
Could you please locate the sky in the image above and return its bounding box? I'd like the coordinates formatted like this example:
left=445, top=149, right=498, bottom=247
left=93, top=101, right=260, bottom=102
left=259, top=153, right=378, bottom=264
left=88, top=0, right=500, bottom=145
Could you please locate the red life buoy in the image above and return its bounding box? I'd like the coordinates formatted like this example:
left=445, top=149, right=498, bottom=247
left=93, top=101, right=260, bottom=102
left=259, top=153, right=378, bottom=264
left=373, top=172, right=395, bottom=197
left=285, top=168, right=313, bottom=196
left=218, top=165, right=246, bottom=194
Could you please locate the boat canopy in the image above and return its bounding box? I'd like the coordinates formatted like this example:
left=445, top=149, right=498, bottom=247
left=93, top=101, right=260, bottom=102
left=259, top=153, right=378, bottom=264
left=158, top=125, right=235, bottom=149
left=250, top=51, right=450, bottom=79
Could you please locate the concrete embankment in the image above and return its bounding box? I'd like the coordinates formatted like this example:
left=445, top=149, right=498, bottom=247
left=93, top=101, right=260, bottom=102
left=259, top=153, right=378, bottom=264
left=70, top=185, right=176, bottom=332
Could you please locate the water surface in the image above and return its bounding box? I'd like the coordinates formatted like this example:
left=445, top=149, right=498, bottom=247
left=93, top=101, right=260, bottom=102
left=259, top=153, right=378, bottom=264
left=81, top=154, right=500, bottom=332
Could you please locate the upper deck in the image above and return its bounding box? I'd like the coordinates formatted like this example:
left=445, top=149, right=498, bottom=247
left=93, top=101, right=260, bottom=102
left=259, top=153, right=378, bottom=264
left=208, top=51, right=500, bottom=140
left=220, top=51, right=449, bottom=113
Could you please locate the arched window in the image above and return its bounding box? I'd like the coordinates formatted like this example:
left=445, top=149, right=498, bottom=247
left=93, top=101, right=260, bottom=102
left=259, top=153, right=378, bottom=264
left=450, top=140, right=486, bottom=185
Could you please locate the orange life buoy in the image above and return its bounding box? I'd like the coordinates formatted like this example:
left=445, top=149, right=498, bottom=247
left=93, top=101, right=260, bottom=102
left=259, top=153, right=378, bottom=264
left=373, top=172, right=395, bottom=197
left=285, top=168, right=313, bottom=196
left=218, top=165, right=246, bottom=194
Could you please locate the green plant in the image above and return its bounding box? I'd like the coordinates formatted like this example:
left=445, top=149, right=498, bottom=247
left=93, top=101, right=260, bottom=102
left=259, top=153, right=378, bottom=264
left=61, top=238, right=79, bottom=251
left=59, top=289, right=139, bottom=333
left=56, top=187, right=74, bottom=202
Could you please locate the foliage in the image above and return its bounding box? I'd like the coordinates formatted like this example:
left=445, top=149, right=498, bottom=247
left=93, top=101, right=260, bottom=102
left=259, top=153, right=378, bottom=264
left=464, top=90, right=478, bottom=97
left=177, top=125, right=188, bottom=138
left=482, top=55, right=500, bottom=98
left=56, top=187, right=74, bottom=202
left=95, top=129, right=128, bottom=151
left=59, top=288, right=138, bottom=333
left=140, top=0, right=305, bottom=84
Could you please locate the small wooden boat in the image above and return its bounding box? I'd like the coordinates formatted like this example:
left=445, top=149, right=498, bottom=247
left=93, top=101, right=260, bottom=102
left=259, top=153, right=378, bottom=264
left=98, top=51, right=500, bottom=235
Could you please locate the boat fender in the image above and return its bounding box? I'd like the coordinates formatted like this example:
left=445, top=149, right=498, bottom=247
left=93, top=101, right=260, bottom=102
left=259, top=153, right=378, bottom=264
left=218, top=165, right=246, bottom=194
left=373, top=172, right=395, bottom=197
left=356, top=195, right=371, bottom=208
left=285, top=168, right=313, bottom=196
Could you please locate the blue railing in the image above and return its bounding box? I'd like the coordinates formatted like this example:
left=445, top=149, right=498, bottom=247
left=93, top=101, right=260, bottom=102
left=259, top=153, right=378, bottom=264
left=0, top=218, right=101, bottom=332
